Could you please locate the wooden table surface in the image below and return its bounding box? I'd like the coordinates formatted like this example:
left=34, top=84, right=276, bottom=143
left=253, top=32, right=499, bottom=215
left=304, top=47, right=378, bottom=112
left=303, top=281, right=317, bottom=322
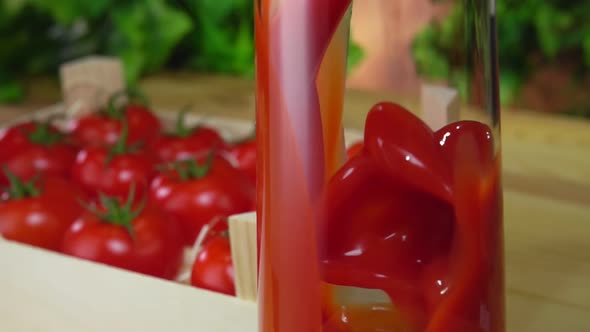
left=1, top=74, right=589, bottom=331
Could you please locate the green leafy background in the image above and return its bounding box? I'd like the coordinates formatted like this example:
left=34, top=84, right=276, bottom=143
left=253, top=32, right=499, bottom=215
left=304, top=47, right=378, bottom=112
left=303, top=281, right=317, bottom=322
left=413, top=0, right=590, bottom=117
left=0, top=0, right=363, bottom=103
left=1, top=0, right=589, bottom=117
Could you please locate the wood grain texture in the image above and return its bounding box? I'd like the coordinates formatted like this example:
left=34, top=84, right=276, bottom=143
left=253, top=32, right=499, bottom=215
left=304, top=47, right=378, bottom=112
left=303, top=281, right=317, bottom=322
left=0, top=241, right=257, bottom=332
left=1, top=74, right=589, bottom=331
left=59, top=56, right=125, bottom=113
left=420, top=84, right=460, bottom=131
left=229, top=212, right=258, bottom=302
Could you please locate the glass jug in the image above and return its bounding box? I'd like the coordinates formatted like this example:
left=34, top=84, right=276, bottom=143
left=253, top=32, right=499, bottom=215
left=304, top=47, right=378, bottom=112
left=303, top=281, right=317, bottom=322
left=255, top=1, right=504, bottom=331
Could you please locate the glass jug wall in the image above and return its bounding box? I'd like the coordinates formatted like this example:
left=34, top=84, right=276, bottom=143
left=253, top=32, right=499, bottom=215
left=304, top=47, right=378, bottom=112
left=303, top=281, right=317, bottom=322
left=255, top=1, right=504, bottom=331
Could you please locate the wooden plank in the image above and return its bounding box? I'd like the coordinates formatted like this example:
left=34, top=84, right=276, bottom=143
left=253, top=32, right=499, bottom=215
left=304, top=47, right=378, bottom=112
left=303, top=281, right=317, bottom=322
left=0, top=241, right=257, bottom=332
left=59, top=56, right=125, bottom=115
left=505, top=191, right=590, bottom=309
left=228, top=212, right=258, bottom=301
left=504, top=191, right=590, bottom=332
left=420, top=84, right=460, bottom=130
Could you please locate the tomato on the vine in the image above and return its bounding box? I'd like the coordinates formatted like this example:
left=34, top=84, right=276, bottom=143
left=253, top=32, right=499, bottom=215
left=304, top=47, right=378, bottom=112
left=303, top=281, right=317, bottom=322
left=224, top=135, right=256, bottom=185
left=197, top=217, right=230, bottom=247
left=61, top=187, right=183, bottom=280
left=72, top=122, right=157, bottom=200
left=0, top=117, right=77, bottom=185
left=0, top=122, right=35, bottom=161
left=191, top=235, right=235, bottom=296
left=151, top=110, right=226, bottom=163
left=70, top=90, right=161, bottom=147
left=150, top=153, right=255, bottom=245
left=0, top=171, right=86, bottom=251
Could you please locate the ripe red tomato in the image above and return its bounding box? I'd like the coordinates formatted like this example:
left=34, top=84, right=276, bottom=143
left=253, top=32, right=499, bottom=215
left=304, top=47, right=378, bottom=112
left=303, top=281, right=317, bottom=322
left=224, top=138, right=256, bottom=185
left=150, top=155, right=255, bottom=245
left=61, top=193, right=183, bottom=280
left=0, top=122, right=35, bottom=161
left=70, top=114, right=121, bottom=147
left=70, top=91, right=161, bottom=147
left=191, top=235, right=235, bottom=296
left=0, top=176, right=86, bottom=251
left=72, top=126, right=157, bottom=200
left=151, top=114, right=226, bottom=162
left=198, top=217, right=230, bottom=247
left=0, top=120, right=77, bottom=185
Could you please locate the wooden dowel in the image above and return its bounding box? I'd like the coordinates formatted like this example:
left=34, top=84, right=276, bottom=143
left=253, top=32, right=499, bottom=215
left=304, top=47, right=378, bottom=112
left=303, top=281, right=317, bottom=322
left=421, top=84, right=460, bottom=130
left=228, top=212, right=257, bottom=302
left=59, top=56, right=125, bottom=117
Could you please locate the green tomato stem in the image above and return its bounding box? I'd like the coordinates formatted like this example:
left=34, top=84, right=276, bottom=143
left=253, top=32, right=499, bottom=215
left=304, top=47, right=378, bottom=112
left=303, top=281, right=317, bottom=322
left=27, top=114, right=66, bottom=146
left=83, top=184, right=145, bottom=240
left=2, top=167, right=41, bottom=200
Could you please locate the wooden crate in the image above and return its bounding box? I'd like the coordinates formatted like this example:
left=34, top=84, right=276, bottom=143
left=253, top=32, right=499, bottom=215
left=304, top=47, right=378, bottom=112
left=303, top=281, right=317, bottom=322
left=0, top=103, right=263, bottom=332
left=0, top=101, right=363, bottom=332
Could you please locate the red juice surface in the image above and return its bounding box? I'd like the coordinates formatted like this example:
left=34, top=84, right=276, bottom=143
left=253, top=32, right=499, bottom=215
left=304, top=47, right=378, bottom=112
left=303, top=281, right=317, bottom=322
left=255, top=1, right=504, bottom=331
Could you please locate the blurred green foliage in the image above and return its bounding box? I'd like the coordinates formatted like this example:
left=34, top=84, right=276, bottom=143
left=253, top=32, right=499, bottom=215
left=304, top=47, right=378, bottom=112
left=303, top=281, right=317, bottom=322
left=0, top=0, right=363, bottom=103
left=413, top=0, right=590, bottom=114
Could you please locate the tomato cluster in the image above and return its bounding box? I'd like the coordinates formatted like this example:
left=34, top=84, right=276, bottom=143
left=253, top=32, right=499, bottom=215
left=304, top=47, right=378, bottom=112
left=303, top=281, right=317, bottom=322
left=0, top=91, right=256, bottom=295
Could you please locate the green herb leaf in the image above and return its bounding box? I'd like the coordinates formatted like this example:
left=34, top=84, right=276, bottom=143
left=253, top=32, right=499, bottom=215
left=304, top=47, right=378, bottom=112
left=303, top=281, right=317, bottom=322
left=109, top=1, right=192, bottom=84
left=28, top=0, right=111, bottom=24
left=0, top=80, right=24, bottom=103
